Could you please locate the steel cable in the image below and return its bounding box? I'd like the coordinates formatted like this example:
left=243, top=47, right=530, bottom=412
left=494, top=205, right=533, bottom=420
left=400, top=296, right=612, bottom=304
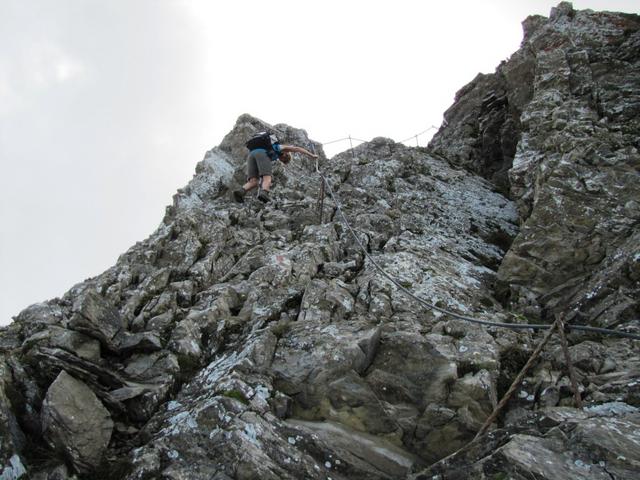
left=312, top=163, right=640, bottom=341
left=321, top=125, right=439, bottom=149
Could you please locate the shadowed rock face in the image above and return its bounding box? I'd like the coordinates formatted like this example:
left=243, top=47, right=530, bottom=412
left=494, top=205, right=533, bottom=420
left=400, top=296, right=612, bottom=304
left=1, top=3, right=639, bottom=480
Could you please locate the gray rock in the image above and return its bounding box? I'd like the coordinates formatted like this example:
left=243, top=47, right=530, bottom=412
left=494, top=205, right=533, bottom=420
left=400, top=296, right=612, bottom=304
left=448, top=369, right=497, bottom=431
left=124, top=351, right=180, bottom=382
left=41, top=371, right=113, bottom=472
left=118, top=331, right=163, bottom=354
left=69, top=290, right=123, bottom=352
left=428, top=3, right=640, bottom=335
left=326, top=371, right=397, bottom=434
left=22, top=326, right=101, bottom=362
left=0, top=454, right=27, bottom=480
left=12, top=302, right=66, bottom=340
left=168, top=318, right=204, bottom=368
left=322, top=260, right=357, bottom=278
left=0, top=361, right=26, bottom=478
left=287, top=419, right=416, bottom=478
left=496, top=434, right=613, bottom=480
left=2, top=5, right=640, bottom=478
left=145, top=310, right=176, bottom=333
left=412, top=405, right=640, bottom=479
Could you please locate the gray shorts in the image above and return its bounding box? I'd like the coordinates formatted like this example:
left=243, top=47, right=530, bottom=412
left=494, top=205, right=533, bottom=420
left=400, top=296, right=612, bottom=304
left=247, top=150, right=273, bottom=179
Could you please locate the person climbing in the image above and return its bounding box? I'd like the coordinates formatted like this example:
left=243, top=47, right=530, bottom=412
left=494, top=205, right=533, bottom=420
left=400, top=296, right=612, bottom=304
left=233, top=131, right=318, bottom=203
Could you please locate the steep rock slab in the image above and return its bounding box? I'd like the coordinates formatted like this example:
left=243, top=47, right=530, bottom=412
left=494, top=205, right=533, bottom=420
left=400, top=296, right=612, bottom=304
left=41, top=370, right=113, bottom=473
left=498, top=5, right=640, bottom=325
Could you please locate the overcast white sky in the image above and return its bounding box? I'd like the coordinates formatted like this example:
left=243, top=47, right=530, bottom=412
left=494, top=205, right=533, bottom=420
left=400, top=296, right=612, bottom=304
left=1, top=1, right=638, bottom=325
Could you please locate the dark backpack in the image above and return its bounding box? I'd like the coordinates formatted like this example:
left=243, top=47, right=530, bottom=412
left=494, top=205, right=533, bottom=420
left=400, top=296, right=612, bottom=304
left=245, top=131, right=278, bottom=152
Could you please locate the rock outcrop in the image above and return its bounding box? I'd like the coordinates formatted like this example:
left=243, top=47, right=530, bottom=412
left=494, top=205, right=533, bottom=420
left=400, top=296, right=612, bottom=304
left=430, top=2, right=640, bottom=331
left=0, top=3, right=638, bottom=480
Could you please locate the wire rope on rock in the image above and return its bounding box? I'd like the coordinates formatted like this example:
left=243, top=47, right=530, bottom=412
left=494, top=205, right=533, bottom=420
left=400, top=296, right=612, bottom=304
left=311, top=158, right=640, bottom=341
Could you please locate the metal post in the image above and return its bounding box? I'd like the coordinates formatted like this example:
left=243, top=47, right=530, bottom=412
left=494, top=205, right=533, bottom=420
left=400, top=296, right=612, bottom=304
left=556, top=314, right=583, bottom=408
left=310, top=142, right=325, bottom=224
left=318, top=179, right=325, bottom=224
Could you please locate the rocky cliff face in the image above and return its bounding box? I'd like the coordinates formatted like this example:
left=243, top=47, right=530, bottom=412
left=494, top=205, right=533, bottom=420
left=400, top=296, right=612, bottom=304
left=1, top=3, right=639, bottom=480
left=430, top=2, right=640, bottom=330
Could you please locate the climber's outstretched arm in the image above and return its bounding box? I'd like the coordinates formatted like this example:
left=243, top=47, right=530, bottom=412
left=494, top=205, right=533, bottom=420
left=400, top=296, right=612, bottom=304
left=281, top=145, right=318, bottom=158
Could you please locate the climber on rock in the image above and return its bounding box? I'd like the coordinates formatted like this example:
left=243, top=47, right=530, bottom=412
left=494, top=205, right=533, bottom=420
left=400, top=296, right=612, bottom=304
left=233, top=131, right=318, bottom=203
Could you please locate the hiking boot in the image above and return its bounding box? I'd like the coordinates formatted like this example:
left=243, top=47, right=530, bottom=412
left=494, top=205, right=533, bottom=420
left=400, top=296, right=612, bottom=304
left=258, top=190, right=271, bottom=203
left=233, top=189, right=246, bottom=203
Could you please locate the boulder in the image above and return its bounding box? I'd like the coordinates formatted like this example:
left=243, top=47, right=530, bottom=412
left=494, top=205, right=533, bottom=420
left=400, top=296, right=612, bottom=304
left=41, top=371, right=113, bottom=472
left=11, top=302, right=66, bottom=341
left=68, top=290, right=123, bottom=352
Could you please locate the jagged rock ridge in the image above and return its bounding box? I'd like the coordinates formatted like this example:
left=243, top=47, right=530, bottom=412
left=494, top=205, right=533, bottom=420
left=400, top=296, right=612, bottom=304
left=0, top=3, right=639, bottom=480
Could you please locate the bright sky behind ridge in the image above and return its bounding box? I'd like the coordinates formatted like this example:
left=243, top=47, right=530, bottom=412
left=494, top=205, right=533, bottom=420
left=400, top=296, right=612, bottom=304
left=1, top=0, right=638, bottom=325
